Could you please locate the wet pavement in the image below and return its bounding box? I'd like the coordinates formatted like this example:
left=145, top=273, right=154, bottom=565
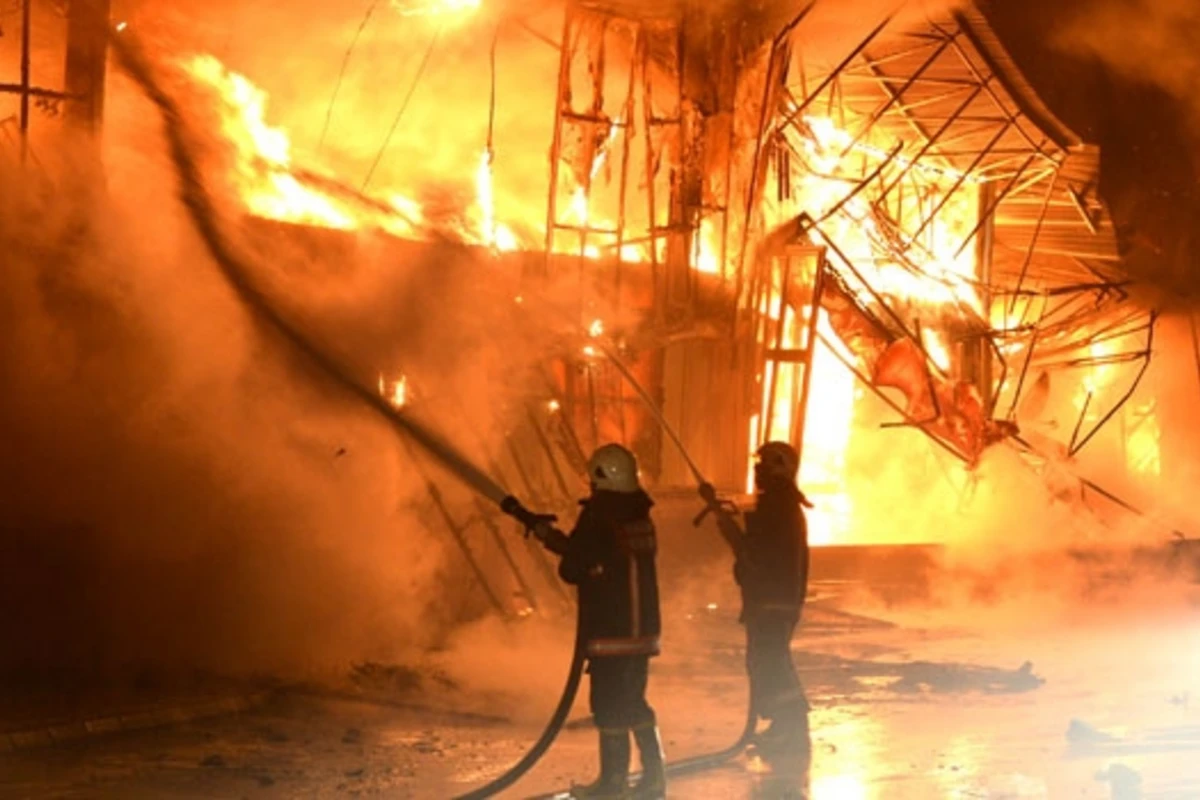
left=2, top=585, right=1198, bottom=799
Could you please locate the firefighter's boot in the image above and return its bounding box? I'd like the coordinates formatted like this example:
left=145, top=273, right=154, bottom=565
left=753, top=705, right=810, bottom=762
left=571, top=729, right=631, bottom=799
left=630, top=723, right=666, bottom=799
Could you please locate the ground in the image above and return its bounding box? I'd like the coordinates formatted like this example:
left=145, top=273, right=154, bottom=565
left=2, top=575, right=1198, bottom=799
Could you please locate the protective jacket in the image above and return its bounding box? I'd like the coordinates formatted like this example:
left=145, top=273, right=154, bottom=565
left=736, top=485, right=809, bottom=618
left=559, top=489, right=661, bottom=658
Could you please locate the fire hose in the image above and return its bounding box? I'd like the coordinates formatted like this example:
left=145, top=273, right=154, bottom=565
left=107, top=30, right=586, bottom=799
left=111, top=29, right=757, bottom=797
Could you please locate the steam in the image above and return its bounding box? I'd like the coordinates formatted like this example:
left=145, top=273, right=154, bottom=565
left=2, top=0, right=1194, bottom=706
left=0, top=53, right=571, bottom=686
left=0, top=139, right=448, bottom=679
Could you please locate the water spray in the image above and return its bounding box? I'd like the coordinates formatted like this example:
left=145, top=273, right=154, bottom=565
left=107, top=29, right=544, bottom=525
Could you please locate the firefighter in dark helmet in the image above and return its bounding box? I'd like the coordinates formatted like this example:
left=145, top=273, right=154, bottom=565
left=735, top=441, right=812, bottom=755
left=696, top=441, right=816, bottom=762
left=531, top=443, right=666, bottom=799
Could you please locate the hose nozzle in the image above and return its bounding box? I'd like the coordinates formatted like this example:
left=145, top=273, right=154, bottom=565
left=501, top=495, right=557, bottom=531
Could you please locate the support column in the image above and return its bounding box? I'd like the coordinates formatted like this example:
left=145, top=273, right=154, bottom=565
left=964, top=179, right=996, bottom=409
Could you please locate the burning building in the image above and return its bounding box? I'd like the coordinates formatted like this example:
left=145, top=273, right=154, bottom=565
left=1, top=0, right=1184, bottom=619
left=6, top=2, right=1200, bottom=798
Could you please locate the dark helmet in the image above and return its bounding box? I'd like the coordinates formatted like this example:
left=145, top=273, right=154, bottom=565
left=754, top=441, right=799, bottom=489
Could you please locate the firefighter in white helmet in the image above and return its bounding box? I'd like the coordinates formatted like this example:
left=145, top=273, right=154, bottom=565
left=531, top=443, right=666, bottom=799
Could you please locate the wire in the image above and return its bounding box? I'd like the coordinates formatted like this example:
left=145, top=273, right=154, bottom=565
left=361, top=24, right=443, bottom=192
left=318, top=0, right=380, bottom=155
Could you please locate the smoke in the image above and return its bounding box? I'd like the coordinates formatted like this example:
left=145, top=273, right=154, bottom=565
left=785, top=0, right=968, bottom=65
left=1053, top=0, right=1200, bottom=138
left=0, top=42, right=581, bottom=690
left=4, top=0, right=1193, bottom=709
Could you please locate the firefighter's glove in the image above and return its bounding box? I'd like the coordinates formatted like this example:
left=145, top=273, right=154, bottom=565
left=533, top=522, right=569, bottom=555
left=500, top=495, right=554, bottom=532
left=694, top=482, right=737, bottom=527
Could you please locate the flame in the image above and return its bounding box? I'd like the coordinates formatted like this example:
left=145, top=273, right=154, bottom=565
left=183, top=55, right=358, bottom=230
left=588, top=319, right=604, bottom=338
left=183, top=55, right=519, bottom=250
left=184, top=52, right=713, bottom=275
left=922, top=329, right=952, bottom=373
left=795, top=114, right=981, bottom=316
left=391, top=0, right=481, bottom=18
left=1126, top=400, right=1161, bottom=477
left=475, top=149, right=519, bottom=252
left=379, top=374, right=408, bottom=408
left=1076, top=338, right=1117, bottom=414
left=748, top=110, right=984, bottom=533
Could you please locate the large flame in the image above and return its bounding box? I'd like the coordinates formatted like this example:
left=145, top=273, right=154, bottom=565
left=749, top=110, right=985, bottom=532
left=182, top=54, right=521, bottom=251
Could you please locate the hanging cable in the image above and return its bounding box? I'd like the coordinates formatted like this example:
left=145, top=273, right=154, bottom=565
left=318, top=0, right=380, bottom=154
left=362, top=24, right=443, bottom=191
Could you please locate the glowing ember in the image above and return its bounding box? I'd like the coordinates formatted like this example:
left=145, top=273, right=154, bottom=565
left=588, top=319, right=604, bottom=338
left=547, top=399, right=561, bottom=413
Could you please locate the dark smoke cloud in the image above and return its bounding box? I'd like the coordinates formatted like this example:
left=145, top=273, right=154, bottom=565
left=1053, top=0, right=1200, bottom=137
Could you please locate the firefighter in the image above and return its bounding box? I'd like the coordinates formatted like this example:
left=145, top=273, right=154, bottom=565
left=737, top=441, right=811, bottom=757
left=532, top=443, right=666, bottom=800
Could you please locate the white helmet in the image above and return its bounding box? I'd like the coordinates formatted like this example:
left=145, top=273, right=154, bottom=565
left=587, top=443, right=641, bottom=494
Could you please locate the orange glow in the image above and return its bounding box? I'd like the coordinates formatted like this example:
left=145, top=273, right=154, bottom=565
left=794, top=113, right=981, bottom=315
left=749, top=110, right=984, bottom=526
left=475, top=149, right=519, bottom=252
left=391, top=0, right=481, bottom=18
left=183, top=55, right=359, bottom=230
left=1126, top=400, right=1161, bottom=477
left=181, top=46, right=988, bottom=545
left=922, top=329, right=952, bottom=373
left=181, top=55, right=518, bottom=250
